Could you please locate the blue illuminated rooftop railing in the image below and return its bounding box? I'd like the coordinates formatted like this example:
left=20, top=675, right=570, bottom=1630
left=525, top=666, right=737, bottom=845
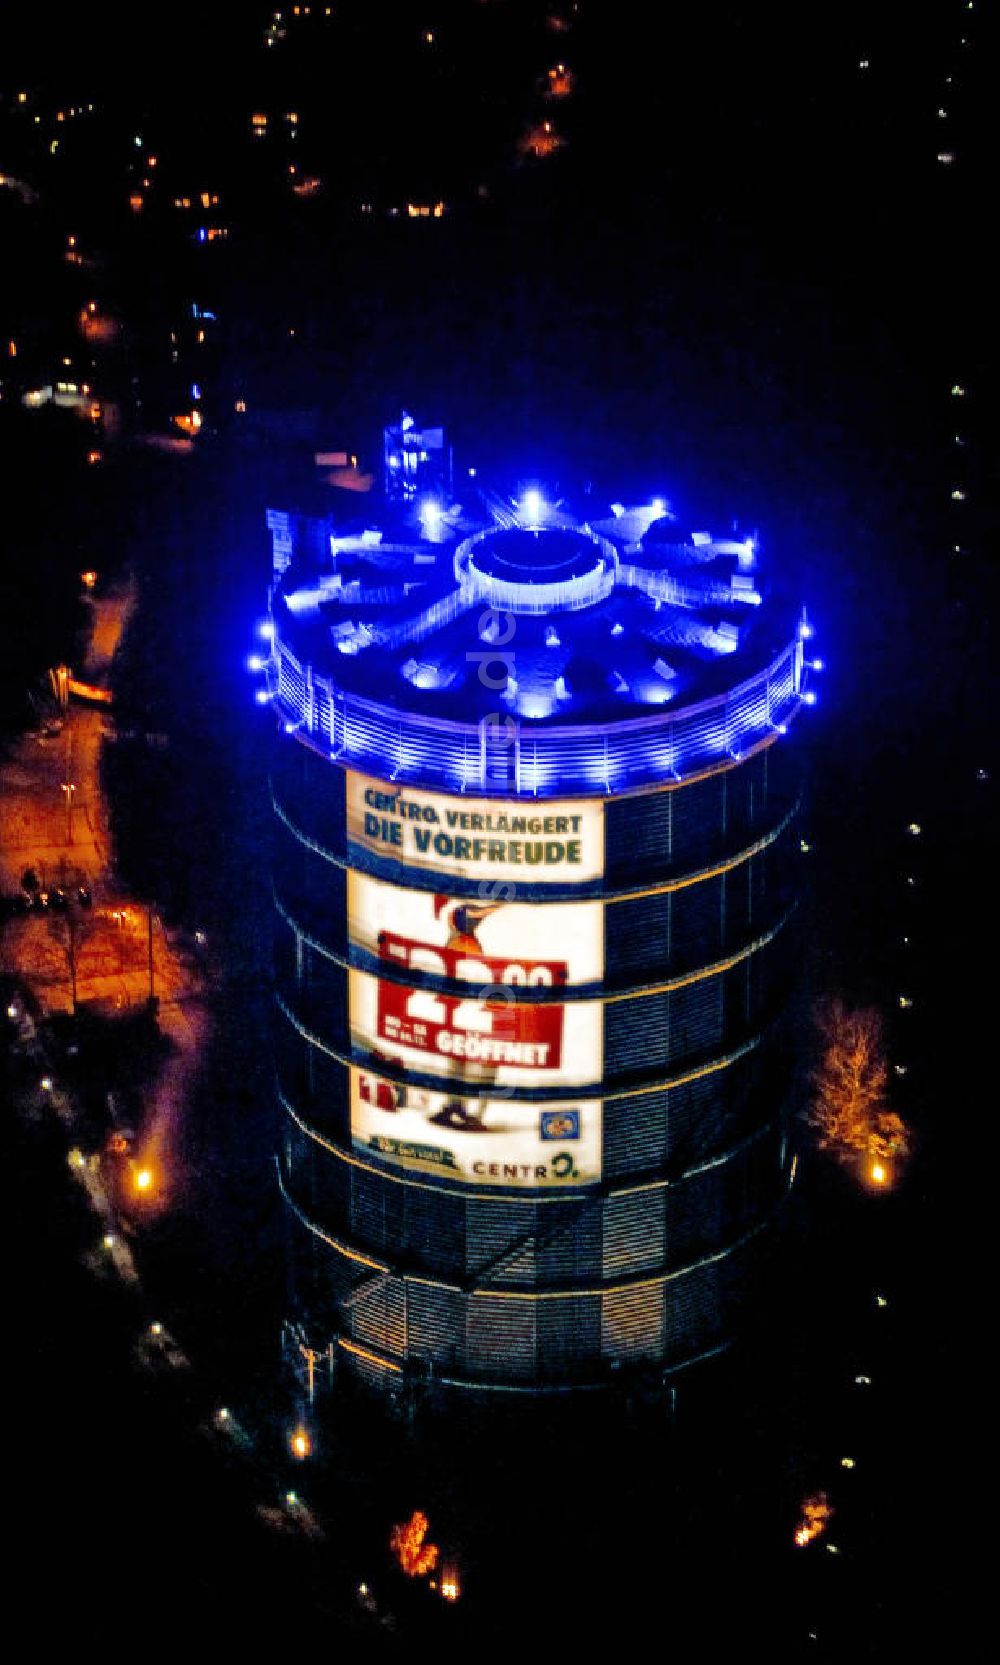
left=268, top=628, right=807, bottom=797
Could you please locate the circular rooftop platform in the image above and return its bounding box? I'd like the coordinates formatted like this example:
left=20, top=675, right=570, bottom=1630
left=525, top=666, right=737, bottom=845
left=457, top=526, right=616, bottom=614
left=263, top=488, right=812, bottom=796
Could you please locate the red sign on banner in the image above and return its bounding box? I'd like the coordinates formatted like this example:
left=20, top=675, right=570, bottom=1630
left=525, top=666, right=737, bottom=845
left=375, top=931, right=566, bottom=1069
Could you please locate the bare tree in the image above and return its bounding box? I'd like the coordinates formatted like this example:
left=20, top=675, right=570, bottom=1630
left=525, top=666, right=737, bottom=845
left=809, top=1000, right=887, bottom=1154
left=869, top=1107, right=910, bottom=1165
left=43, top=900, right=111, bottom=1012
left=390, top=1510, right=440, bottom=1579
left=808, top=1000, right=909, bottom=1177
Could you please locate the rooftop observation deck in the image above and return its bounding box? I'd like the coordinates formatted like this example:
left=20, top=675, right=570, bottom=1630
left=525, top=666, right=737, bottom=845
left=263, top=495, right=812, bottom=798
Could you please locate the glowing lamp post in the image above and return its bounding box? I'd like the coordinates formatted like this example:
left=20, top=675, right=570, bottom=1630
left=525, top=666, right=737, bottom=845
left=111, top=907, right=126, bottom=971
left=519, top=487, right=545, bottom=527
left=60, top=781, right=77, bottom=844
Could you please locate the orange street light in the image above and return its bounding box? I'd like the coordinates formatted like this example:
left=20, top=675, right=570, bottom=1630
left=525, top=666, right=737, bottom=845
left=111, top=907, right=126, bottom=970
left=60, top=780, right=77, bottom=843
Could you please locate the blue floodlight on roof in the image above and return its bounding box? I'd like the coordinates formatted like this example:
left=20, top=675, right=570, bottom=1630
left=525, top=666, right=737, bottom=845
left=264, top=482, right=810, bottom=798
left=520, top=488, right=544, bottom=527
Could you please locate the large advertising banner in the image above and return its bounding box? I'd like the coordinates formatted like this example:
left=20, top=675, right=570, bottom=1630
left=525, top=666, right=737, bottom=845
left=351, top=1066, right=602, bottom=1187
left=346, top=770, right=604, bottom=886
left=347, top=872, right=604, bottom=988
left=349, top=969, right=601, bottom=1088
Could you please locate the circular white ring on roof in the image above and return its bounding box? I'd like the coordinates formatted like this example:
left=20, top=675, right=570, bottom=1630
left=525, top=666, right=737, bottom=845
left=455, top=526, right=618, bottom=614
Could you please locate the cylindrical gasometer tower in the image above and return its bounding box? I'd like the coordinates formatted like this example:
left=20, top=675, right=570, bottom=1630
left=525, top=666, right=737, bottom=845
left=262, top=456, right=813, bottom=1397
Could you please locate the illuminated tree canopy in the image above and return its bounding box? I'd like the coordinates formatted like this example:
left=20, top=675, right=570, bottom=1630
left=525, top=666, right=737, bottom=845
left=808, top=999, right=910, bottom=1172
left=390, top=1510, right=440, bottom=1579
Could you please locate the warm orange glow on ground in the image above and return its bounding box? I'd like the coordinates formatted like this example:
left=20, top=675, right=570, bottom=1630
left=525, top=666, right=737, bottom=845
left=1, top=578, right=211, bottom=1254
left=794, top=1491, right=833, bottom=1547
left=390, top=1510, right=440, bottom=1578
left=519, top=120, right=564, bottom=159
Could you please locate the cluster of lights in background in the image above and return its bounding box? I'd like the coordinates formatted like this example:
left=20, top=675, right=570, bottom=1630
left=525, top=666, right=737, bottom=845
left=791, top=766, right=927, bottom=1634
left=4, top=2, right=586, bottom=460
left=933, top=0, right=976, bottom=169
left=22, top=1031, right=345, bottom=1562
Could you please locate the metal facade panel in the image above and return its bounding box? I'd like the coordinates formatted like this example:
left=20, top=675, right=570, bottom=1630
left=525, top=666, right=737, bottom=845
left=602, top=1284, right=665, bottom=1361
left=603, top=1189, right=666, bottom=1276
left=404, top=1186, right=465, bottom=1279
left=350, top=1274, right=406, bottom=1357
left=537, top=1201, right=602, bottom=1283
left=538, top=1297, right=601, bottom=1377
left=466, top=1296, right=536, bottom=1378
left=351, top=1166, right=389, bottom=1252
left=665, top=1168, right=725, bottom=1268
left=671, top=879, right=723, bottom=962
left=605, top=989, right=671, bottom=1078
left=669, top=773, right=725, bottom=859
left=604, top=1091, right=668, bottom=1177
left=465, top=1197, right=536, bottom=1281
left=671, top=975, right=725, bottom=1057
left=405, top=1281, right=462, bottom=1364
left=605, top=789, right=671, bottom=879
left=663, top=1261, right=722, bottom=1362
left=606, top=890, right=672, bottom=982
left=664, top=1072, right=726, bottom=1167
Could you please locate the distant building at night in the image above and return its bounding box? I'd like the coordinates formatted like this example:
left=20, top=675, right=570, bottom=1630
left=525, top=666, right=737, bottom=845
left=260, top=425, right=813, bottom=1398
